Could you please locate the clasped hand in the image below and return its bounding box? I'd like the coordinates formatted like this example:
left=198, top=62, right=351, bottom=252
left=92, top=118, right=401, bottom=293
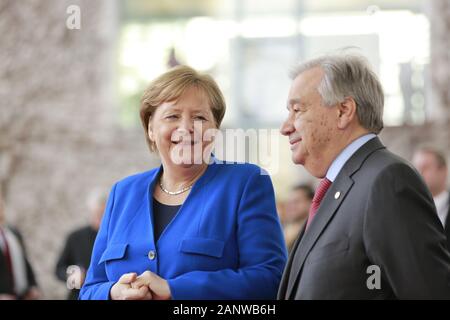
left=110, top=271, right=171, bottom=300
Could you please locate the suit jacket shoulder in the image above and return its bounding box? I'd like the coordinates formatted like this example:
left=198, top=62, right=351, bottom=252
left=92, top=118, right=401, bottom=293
left=280, top=137, right=450, bottom=299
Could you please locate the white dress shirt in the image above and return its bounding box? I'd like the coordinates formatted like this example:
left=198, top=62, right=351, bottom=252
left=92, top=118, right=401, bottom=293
left=326, top=133, right=377, bottom=182
left=0, top=226, right=29, bottom=296
left=433, top=190, right=449, bottom=228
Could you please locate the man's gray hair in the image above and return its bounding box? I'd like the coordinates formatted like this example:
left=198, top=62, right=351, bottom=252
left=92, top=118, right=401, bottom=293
left=290, top=54, right=384, bottom=134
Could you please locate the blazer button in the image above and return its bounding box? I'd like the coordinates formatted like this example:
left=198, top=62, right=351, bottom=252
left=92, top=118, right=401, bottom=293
left=148, top=250, right=156, bottom=260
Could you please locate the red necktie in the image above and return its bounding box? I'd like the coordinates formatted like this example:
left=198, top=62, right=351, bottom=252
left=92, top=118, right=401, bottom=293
left=0, top=227, right=15, bottom=291
left=306, top=178, right=332, bottom=230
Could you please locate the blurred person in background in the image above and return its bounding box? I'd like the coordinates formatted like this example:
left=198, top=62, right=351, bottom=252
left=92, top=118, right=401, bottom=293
left=412, top=147, right=450, bottom=250
left=283, top=184, right=314, bottom=252
left=55, top=189, right=107, bottom=300
left=167, top=47, right=181, bottom=68
left=275, top=200, right=287, bottom=226
left=0, top=194, right=40, bottom=300
left=80, top=65, right=287, bottom=300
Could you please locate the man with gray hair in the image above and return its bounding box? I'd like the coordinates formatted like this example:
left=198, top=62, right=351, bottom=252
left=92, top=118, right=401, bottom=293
left=278, top=53, right=450, bottom=299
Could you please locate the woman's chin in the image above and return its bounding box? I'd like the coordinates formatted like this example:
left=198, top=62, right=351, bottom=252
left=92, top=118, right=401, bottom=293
left=166, top=154, right=207, bottom=167
left=167, top=144, right=212, bottom=166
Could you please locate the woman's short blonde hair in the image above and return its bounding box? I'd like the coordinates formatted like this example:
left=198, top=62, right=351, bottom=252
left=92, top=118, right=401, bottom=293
left=140, top=65, right=226, bottom=152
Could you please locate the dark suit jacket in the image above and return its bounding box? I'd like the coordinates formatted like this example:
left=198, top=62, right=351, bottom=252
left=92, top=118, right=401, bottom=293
left=55, top=226, right=97, bottom=300
left=445, top=197, right=450, bottom=252
left=0, top=226, right=38, bottom=298
left=278, top=137, right=450, bottom=299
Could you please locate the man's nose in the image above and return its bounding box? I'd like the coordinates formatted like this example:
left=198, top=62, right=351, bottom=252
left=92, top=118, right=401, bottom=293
left=280, top=115, right=294, bottom=136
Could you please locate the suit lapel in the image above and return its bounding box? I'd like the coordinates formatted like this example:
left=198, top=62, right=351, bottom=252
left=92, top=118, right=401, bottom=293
left=278, top=223, right=306, bottom=299
left=285, top=175, right=354, bottom=298
left=284, top=136, right=386, bottom=299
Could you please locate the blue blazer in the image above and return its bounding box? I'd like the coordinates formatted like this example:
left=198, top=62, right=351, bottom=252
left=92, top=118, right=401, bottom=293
left=79, top=159, right=287, bottom=300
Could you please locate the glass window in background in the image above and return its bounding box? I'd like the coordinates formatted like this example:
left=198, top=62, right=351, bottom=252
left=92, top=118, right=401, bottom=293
left=118, top=0, right=429, bottom=128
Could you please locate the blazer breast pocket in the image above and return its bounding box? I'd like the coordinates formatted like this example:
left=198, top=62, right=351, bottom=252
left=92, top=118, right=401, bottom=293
left=99, top=243, right=128, bottom=265
left=179, top=237, right=225, bottom=259
left=99, top=243, right=129, bottom=280
left=307, top=237, right=350, bottom=265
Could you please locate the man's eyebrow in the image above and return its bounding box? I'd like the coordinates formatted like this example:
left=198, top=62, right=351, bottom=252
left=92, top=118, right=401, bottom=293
left=287, top=98, right=301, bottom=109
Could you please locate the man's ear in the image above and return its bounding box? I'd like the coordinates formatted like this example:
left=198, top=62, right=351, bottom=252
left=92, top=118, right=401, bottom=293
left=337, top=97, right=357, bottom=129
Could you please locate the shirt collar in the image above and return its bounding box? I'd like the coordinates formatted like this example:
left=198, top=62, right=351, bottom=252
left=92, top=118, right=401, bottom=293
left=326, top=133, right=377, bottom=182
left=433, top=190, right=449, bottom=207
left=433, top=190, right=449, bottom=226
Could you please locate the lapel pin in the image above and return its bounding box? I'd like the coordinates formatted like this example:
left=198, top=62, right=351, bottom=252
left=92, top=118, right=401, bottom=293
left=334, top=191, right=341, bottom=199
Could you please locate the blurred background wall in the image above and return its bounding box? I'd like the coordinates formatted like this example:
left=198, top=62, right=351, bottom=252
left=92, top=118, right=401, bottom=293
left=0, top=0, right=449, bottom=298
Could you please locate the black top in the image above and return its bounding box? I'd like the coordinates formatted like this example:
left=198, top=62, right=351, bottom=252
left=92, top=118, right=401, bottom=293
left=55, top=225, right=97, bottom=300
left=152, top=198, right=181, bottom=242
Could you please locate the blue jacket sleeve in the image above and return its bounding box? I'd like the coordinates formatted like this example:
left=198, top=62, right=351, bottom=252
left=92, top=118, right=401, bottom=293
left=167, top=170, right=287, bottom=299
left=79, top=184, right=117, bottom=300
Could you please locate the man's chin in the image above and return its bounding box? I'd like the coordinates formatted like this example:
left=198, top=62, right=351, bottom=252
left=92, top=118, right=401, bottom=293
left=292, top=153, right=306, bottom=166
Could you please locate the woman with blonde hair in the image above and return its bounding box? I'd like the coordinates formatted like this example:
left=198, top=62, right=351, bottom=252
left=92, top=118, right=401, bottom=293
left=80, top=66, right=287, bottom=300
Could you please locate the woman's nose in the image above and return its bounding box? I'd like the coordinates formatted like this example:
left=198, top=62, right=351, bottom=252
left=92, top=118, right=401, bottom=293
left=178, top=117, right=194, bottom=133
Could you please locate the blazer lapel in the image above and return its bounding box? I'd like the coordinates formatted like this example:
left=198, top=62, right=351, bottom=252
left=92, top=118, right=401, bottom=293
left=145, top=156, right=220, bottom=245
left=121, top=165, right=162, bottom=247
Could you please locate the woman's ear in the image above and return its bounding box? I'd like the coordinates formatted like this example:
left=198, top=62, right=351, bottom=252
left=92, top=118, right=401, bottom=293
left=337, top=97, right=357, bottom=130
left=147, top=121, right=154, bottom=141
